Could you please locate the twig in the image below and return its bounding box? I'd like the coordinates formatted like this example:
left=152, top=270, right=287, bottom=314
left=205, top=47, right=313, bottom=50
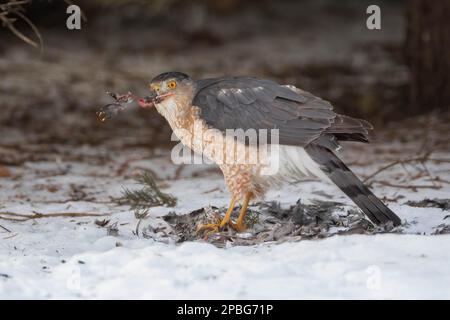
left=420, top=161, right=438, bottom=187
left=430, top=158, right=450, bottom=164
left=0, top=211, right=108, bottom=222
left=0, top=224, right=11, bottom=233
left=0, top=216, right=24, bottom=222
left=432, top=177, right=450, bottom=185
left=134, top=208, right=150, bottom=237
left=0, top=0, right=43, bottom=51
left=135, top=218, right=142, bottom=237
left=400, top=162, right=414, bottom=179
left=374, top=181, right=442, bottom=190
left=3, top=233, right=18, bottom=239
left=363, top=152, right=432, bottom=183
left=30, top=200, right=114, bottom=205
left=11, top=8, right=43, bottom=52
left=202, top=187, right=220, bottom=194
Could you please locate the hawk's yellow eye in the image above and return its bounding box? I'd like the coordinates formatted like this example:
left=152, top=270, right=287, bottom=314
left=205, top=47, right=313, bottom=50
left=167, top=81, right=177, bottom=89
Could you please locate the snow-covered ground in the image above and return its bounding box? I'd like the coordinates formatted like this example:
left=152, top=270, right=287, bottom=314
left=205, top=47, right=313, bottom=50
left=1, top=128, right=450, bottom=299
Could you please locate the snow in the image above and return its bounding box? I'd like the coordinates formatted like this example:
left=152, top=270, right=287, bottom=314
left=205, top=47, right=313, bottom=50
left=2, top=232, right=450, bottom=299
left=1, top=138, right=450, bottom=299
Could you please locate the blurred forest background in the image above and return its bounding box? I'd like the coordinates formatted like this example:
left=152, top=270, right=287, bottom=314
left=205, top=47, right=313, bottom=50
left=0, top=0, right=449, bottom=151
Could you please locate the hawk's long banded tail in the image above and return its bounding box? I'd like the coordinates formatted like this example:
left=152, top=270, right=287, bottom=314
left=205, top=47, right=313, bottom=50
left=305, top=143, right=401, bottom=226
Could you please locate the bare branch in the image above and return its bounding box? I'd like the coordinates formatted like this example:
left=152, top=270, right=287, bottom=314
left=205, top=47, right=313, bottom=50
left=0, top=224, right=11, bottom=233
left=0, top=0, right=43, bottom=51
left=363, top=152, right=432, bottom=183
left=0, top=211, right=108, bottom=222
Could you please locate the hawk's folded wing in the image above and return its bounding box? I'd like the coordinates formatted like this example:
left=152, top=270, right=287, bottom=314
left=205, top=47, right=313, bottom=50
left=193, top=77, right=369, bottom=147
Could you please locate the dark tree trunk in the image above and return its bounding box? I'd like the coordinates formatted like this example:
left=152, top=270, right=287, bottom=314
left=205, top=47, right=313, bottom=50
left=406, top=0, right=450, bottom=114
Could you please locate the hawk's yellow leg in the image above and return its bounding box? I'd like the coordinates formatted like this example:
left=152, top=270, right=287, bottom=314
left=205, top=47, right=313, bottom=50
left=197, top=196, right=236, bottom=234
left=232, top=192, right=252, bottom=232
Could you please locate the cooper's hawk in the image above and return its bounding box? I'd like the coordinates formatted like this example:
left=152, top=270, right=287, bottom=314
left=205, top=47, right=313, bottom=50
left=139, top=71, right=401, bottom=233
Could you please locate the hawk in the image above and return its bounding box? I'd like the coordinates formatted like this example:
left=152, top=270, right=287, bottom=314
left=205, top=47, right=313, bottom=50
left=139, top=71, right=401, bottom=233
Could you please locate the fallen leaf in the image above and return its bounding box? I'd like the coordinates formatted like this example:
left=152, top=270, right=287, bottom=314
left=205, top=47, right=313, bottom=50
left=0, top=165, right=11, bottom=178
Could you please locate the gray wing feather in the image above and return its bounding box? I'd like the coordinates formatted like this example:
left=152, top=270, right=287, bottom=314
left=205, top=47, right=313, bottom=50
left=193, top=77, right=368, bottom=146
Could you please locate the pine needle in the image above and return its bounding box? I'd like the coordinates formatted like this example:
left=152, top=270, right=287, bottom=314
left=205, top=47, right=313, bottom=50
left=115, top=172, right=177, bottom=210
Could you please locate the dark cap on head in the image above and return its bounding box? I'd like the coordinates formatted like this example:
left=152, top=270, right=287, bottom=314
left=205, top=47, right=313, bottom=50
left=151, top=71, right=190, bottom=84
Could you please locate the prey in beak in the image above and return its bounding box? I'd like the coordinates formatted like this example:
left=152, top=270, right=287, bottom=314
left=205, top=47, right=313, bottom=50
left=96, top=90, right=158, bottom=122
left=138, top=91, right=174, bottom=109
left=96, top=73, right=181, bottom=123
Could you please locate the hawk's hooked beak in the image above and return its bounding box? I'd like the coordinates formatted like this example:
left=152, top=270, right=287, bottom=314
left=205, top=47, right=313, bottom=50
left=138, top=88, right=174, bottom=109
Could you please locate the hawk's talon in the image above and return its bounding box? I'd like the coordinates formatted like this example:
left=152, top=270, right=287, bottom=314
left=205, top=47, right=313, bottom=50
left=196, top=223, right=220, bottom=235
left=197, top=197, right=237, bottom=236
left=197, top=193, right=252, bottom=236
left=231, top=221, right=247, bottom=232
left=196, top=220, right=231, bottom=235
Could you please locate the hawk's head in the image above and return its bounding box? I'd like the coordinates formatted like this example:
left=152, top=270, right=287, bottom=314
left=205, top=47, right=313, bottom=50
left=139, top=72, right=194, bottom=109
